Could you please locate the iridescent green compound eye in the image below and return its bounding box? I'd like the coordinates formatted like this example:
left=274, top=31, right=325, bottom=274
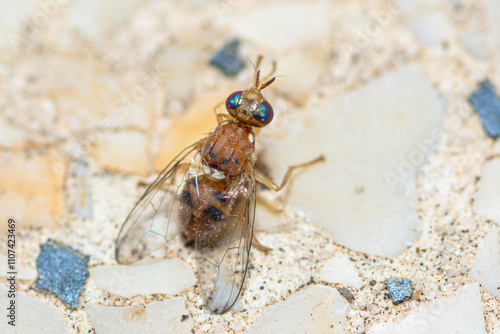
left=225, top=91, right=243, bottom=111
left=253, top=101, right=273, bottom=125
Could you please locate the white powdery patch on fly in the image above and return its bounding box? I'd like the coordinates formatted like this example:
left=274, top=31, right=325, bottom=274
left=263, top=64, right=444, bottom=258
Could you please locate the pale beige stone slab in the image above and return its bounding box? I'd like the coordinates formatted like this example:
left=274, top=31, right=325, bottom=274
left=473, top=158, right=500, bottom=224
left=0, top=150, right=66, bottom=229
left=262, top=65, right=444, bottom=257
left=367, top=284, right=486, bottom=334
left=90, top=258, right=196, bottom=298
left=245, top=285, right=349, bottom=334
left=227, top=2, right=332, bottom=51
left=86, top=297, right=193, bottom=334
left=90, top=131, right=151, bottom=176
left=67, top=0, right=145, bottom=41
left=0, top=284, right=70, bottom=333
left=320, top=254, right=363, bottom=289
left=469, top=226, right=500, bottom=301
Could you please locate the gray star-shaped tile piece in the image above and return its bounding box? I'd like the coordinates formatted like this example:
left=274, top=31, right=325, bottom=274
left=385, top=278, right=413, bottom=304
left=35, top=240, right=89, bottom=308
left=210, top=38, right=246, bottom=77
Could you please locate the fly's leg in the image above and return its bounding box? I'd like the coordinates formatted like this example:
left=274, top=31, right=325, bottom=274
left=252, top=195, right=281, bottom=253
left=252, top=234, right=271, bottom=254
left=213, top=101, right=232, bottom=123
left=255, top=155, right=325, bottom=192
left=253, top=155, right=325, bottom=253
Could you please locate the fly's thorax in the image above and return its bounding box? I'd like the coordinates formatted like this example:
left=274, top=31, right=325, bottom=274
left=201, top=122, right=255, bottom=178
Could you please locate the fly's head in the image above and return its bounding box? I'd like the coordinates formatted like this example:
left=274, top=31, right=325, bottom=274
left=225, top=69, right=275, bottom=128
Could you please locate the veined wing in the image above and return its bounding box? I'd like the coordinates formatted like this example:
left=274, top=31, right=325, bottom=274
left=194, top=171, right=256, bottom=313
left=115, top=142, right=202, bottom=264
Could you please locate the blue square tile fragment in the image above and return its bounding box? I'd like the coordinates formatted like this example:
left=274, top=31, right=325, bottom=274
left=385, top=278, right=412, bottom=304
left=468, top=79, right=500, bottom=139
left=210, top=38, right=245, bottom=77
left=35, top=240, right=89, bottom=308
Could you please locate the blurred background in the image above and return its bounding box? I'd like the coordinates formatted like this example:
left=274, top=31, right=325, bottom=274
left=0, top=0, right=499, bottom=333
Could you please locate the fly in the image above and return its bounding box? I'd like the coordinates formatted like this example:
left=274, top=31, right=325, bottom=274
left=115, top=56, right=324, bottom=313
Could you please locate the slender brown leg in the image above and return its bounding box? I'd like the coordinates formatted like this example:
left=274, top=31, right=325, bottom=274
left=252, top=234, right=271, bottom=254
left=252, top=155, right=325, bottom=253
left=254, top=155, right=325, bottom=191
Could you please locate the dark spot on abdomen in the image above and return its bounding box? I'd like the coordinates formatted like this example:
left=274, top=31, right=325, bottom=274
left=203, top=205, right=225, bottom=221
left=181, top=190, right=191, bottom=205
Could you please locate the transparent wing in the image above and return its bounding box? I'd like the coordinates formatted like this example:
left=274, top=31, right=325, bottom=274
left=115, top=142, right=202, bottom=264
left=195, top=171, right=256, bottom=313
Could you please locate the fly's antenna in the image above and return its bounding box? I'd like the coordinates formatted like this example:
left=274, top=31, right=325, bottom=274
left=259, top=76, right=275, bottom=90
left=260, top=59, right=276, bottom=83
left=251, top=55, right=277, bottom=90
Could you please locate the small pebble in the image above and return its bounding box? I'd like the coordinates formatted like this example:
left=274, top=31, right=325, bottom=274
left=209, top=38, right=245, bottom=77
left=214, top=327, right=225, bottom=334
left=337, top=287, right=355, bottom=303
left=445, top=267, right=458, bottom=277
left=385, top=278, right=412, bottom=304
left=35, top=240, right=89, bottom=308
left=232, top=320, right=247, bottom=332
left=360, top=311, right=370, bottom=318
left=356, top=300, right=367, bottom=310
left=468, top=79, right=500, bottom=138
left=320, top=254, right=363, bottom=289
left=425, top=289, right=437, bottom=300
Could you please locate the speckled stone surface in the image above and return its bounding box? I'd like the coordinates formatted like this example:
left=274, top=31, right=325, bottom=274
left=0, top=0, right=499, bottom=333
